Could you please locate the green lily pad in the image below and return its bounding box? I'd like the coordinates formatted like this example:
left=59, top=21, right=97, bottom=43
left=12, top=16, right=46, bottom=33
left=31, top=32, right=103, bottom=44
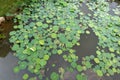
left=13, top=66, right=20, bottom=73
left=51, top=33, right=57, bottom=38
left=53, top=26, right=59, bottom=31
left=30, top=47, right=36, bottom=52
left=50, top=72, right=59, bottom=80
left=23, top=73, right=29, bottom=80
left=43, top=55, right=49, bottom=60
left=109, top=48, right=115, bottom=52
left=76, top=74, right=87, bottom=80
left=40, top=59, right=47, bottom=67
left=86, top=30, right=90, bottom=34
left=36, top=22, right=43, bottom=26
left=12, top=44, right=19, bottom=51
left=77, top=65, right=82, bottom=72
left=94, top=58, right=100, bottom=63
left=66, top=27, right=71, bottom=31
left=57, top=50, right=63, bottom=55
left=96, top=70, right=103, bottom=76
left=39, top=40, right=45, bottom=45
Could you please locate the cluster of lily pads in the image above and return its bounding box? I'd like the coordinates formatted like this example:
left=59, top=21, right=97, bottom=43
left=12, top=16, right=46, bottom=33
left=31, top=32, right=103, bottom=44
left=9, top=0, right=120, bottom=80
left=84, top=0, right=120, bottom=76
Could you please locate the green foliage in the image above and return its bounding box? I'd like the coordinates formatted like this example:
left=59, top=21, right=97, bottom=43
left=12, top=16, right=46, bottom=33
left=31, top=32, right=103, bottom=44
left=13, top=66, right=20, bottom=73
left=87, top=0, right=120, bottom=54
left=50, top=72, right=59, bottom=80
left=9, top=0, right=120, bottom=79
left=0, top=0, right=28, bottom=16
left=76, top=74, right=87, bottom=80
left=22, top=73, right=29, bottom=80
left=0, top=34, right=6, bottom=39
left=9, top=0, right=86, bottom=79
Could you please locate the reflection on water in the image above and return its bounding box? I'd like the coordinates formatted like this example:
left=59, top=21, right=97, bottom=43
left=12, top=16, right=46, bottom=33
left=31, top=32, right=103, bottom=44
left=74, top=28, right=98, bottom=62
left=0, top=53, right=24, bottom=80
left=0, top=20, right=13, bottom=57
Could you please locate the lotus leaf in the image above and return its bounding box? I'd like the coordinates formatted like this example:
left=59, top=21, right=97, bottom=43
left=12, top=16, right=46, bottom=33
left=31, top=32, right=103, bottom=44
left=50, top=72, right=59, bottom=80
left=23, top=74, right=29, bottom=80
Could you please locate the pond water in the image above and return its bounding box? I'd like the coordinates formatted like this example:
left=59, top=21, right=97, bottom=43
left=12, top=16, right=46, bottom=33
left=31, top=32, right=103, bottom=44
left=0, top=1, right=120, bottom=80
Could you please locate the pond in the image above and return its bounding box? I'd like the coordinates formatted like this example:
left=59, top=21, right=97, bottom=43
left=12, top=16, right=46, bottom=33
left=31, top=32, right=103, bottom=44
left=0, top=0, right=120, bottom=80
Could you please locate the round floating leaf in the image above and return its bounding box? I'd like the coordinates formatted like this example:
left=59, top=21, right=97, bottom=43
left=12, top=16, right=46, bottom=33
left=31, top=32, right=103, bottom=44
left=118, top=41, right=120, bottom=45
left=30, top=47, right=36, bottom=52
left=96, top=51, right=101, bottom=55
left=40, top=59, right=47, bottom=67
left=12, top=44, right=19, bottom=51
left=94, top=58, right=100, bottom=63
left=50, top=72, right=59, bottom=80
left=43, top=55, right=49, bottom=60
left=57, top=50, right=63, bottom=55
left=76, top=74, right=87, bottom=80
left=36, top=22, right=43, bottom=26
left=86, top=30, right=90, bottom=34
left=19, top=61, right=27, bottom=70
left=18, top=54, right=27, bottom=60
left=39, top=40, right=45, bottom=45
left=9, top=31, right=16, bottom=35
left=66, top=42, right=73, bottom=48
left=53, top=26, right=59, bottom=31
left=13, top=66, right=20, bottom=73
left=66, top=27, right=71, bottom=31
left=46, top=20, right=52, bottom=23
left=51, top=33, right=57, bottom=38
left=96, top=70, right=103, bottom=76
left=109, top=48, right=115, bottom=52
left=77, top=65, right=82, bottom=72
left=52, top=64, right=56, bottom=67
left=85, top=61, right=92, bottom=68
left=23, top=73, right=29, bottom=80
left=71, top=62, right=77, bottom=68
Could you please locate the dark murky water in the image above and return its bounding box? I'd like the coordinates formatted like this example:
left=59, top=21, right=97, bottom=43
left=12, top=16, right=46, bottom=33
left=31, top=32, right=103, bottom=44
left=0, top=1, right=120, bottom=80
left=0, top=20, right=13, bottom=57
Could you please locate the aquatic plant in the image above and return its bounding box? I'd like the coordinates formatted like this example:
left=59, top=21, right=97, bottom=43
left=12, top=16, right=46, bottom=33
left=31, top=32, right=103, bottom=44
left=9, top=0, right=86, bottom=79
left=50, top=72, right=59, bottom=80
left=9, top=0, right=120, bottom=79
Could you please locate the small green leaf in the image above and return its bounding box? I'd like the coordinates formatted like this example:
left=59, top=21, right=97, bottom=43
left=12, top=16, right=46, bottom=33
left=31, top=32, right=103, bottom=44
left=40, top=59, right=47, bottom=67
left=109, top=48, right=115, bottom=52
left=57, top=50, right=63, bottom=55
left=36, top=22, right=43, bottom=26
left=53, top=26, right=59, bottom=31
left=22, top=73, right=29, bottom=80
left=76, top=74, right=87, bottom=80
left=30, top=47, right=36, bottom=52
left=86, top=30, right=90, bottom=34
left=118, top=41, right=120, bottom=45
left=39, top=40, right=45, bottom=45
left=19, top=61, right=27, bottom=70
left=19, top=55, right=26, bottom=60
left=12, top=44, right=19, bottom=51
left=96, top=70, right=103, bottom=76
left=13, top=66, right=20, bottom=73
left=71, top=62, right=77, bottom=68
left=94, top=58, right=100, bottom=63
left=46, top=20, right=52, bottom=23
left=43, top=55, right=49, bottom=60
left=50, top=72, right=59, bottom=80
left=51, top=33, right=57, bottom=38
left=66, top=27, right=71, bottom=31
left=77, top=65, right=82, bottom=72
left=96, top=51, right=101, bottom=55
